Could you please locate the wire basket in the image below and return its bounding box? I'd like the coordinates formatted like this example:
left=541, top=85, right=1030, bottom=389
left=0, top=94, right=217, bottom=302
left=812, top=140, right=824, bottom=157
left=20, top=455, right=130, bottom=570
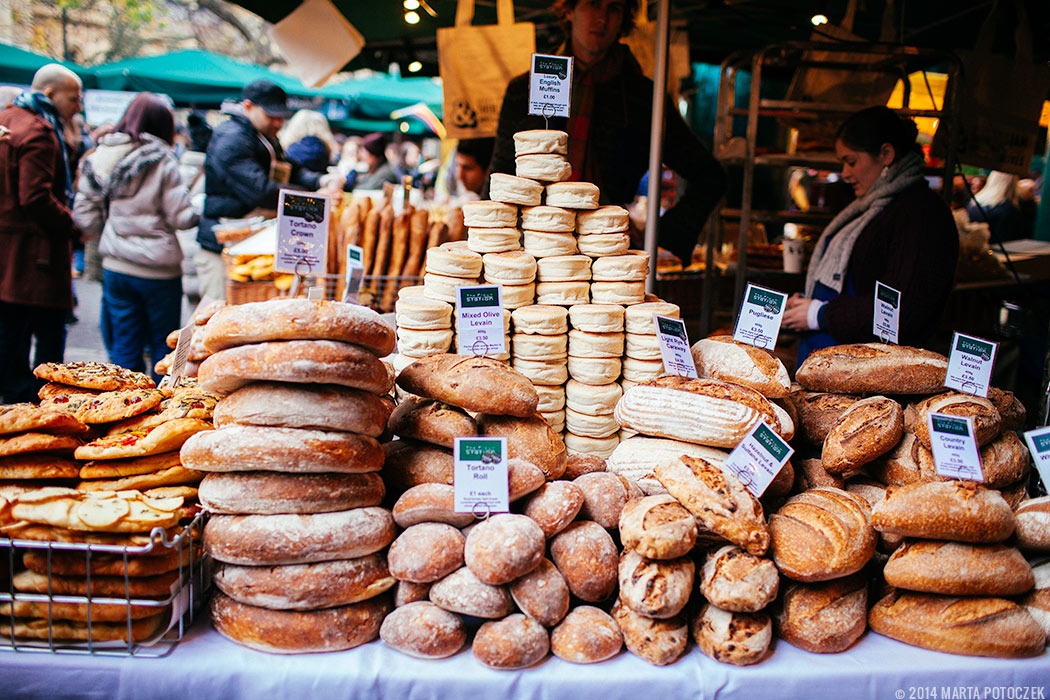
left=0, top=511, right=206, bottom=657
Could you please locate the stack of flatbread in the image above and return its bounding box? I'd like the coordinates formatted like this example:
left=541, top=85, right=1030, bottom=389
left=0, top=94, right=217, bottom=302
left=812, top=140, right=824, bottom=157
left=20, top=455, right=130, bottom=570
left=154, top=300, right=226, bottom=378
left=0, top=403, right=89, bottom=490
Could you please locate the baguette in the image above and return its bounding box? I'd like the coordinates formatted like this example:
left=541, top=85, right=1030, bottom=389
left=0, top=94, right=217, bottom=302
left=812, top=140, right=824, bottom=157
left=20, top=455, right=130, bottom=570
left=371, top=206, right=395, bottom=277
left=402, top=209, right=431, bottom=277
left=426, top=221, right=447, bottom=252
left=361, top=208, right=381, bottom=275
left=446, top=208, right=466, bottom=242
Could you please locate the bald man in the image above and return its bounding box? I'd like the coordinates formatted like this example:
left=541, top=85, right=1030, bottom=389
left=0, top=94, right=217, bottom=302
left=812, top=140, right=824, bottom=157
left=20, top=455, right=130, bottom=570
left=0, top=63, right=83, bottom=403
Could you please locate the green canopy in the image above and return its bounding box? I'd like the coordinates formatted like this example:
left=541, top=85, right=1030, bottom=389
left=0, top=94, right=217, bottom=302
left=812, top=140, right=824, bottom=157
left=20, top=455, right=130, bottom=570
left=0, top=43, right=94, bottom=87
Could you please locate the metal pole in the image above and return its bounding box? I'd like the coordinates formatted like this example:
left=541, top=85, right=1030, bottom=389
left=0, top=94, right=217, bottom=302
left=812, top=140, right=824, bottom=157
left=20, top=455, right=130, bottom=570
left=644, top=0, right=670, bottom=293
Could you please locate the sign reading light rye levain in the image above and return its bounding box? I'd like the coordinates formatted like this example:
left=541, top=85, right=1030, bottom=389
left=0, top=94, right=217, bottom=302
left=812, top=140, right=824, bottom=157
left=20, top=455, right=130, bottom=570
left=456, top=285, right=506, bottom=357
left=529, top=54, right=572, bottom=118
left=944, top=332, right=997, bottom=397
left=927, top=412, right=983, bottom=481
left=1023, top=426, right=1050, bottom=491
left=275, top=190, right=330, bottom=274
left=453, top=436, right=509, bottom=514
left=733, top=283, right=788, bottom=350
left=873, top=280, right=900, bottom=344
left=655, top=315, right=697, bottom=378
left=722, top=421, right=794, bottom=498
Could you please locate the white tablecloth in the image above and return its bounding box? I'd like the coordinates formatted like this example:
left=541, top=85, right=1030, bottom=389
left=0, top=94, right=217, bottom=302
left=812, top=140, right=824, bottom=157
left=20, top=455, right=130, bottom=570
left=3, top=620, right=1049, bottom=700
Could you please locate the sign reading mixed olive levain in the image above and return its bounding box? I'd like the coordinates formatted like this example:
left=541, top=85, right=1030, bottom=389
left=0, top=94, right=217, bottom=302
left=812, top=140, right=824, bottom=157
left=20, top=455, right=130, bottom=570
left=722, top=422, right=794, bottom=498
left=927, top=412, right=984, bottom=481
left=528, top=54, right=572, bottom=118
left=733, top=283, right=788, bottom=350
left=944, top=332, right=997, bottom=397
left=1023, top=426, right=1050, bottom=491
left=456, top=285, right=506, bottom=356
left=342, top=244, right=365, bottom=304
left=654, top=315, right=698, bottom=378
left=873, top=280, right=900, bottom=344
left=275, top=190, right=330, bottom=274
left=453, top=437, right=509, bottom=515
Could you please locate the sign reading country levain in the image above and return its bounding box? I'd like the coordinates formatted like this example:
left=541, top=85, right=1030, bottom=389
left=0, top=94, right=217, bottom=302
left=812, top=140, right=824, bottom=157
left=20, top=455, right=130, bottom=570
left=733, top=283, right=788, bottom=350
left=453, top=436, right=509, bottom=515
left=1023, top=426, right=1050, bottom=492
left=927, top=412, right=983, bottom=481
left=873, top=280, right=900, bottom=344
left=721, top=421, right=794, bottom=498
left=456, top=285, right=506, bottom=357
left=529, top=54, right=572, bottom=118
left=655, top=315, right=698, bottom=378
left=276, top=190, right=330, bottom=274
left=944, top=332, right=997, bottom=397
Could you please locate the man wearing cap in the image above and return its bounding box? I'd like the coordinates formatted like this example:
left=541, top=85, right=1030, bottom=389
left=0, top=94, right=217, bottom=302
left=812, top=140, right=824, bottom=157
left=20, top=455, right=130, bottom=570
left=196, top=79, right=329, bottom=301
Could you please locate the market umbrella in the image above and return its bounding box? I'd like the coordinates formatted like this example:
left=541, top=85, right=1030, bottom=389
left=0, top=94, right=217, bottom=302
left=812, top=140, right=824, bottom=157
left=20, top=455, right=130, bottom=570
left=0, top=42, right=95, bottom=87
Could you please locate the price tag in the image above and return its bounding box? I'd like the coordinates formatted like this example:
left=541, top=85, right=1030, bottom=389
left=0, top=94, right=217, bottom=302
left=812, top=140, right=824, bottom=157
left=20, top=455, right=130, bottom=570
left=528, top=54, right=573, bottom=118
left=732, top=283, right=787, bottom=350
left=454, top=437, right=509, bottom=515
left=873, top=281, right=900, bottom=344
left=944, top=332, right=997, bottom=397
left=342, top=244, right=365, bottom=304
left=1023, top=426, right=1050, bottom=492
left=926, top=412, right=984, bottom=481
left=655, top=315, right=697, bottom=378
left=306, top=285, right=325, bottom=300
left=167, top=324, right=195, bottom=386
left=721, top=422, right=794, bottom=498
left=275, top=190, right=330, bottom=275
left=456, top=285, right=506, bottom=356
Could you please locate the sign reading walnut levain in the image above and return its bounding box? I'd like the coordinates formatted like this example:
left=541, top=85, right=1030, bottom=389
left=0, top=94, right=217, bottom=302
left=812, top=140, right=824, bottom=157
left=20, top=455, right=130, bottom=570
left=733, top=284, right=787, bottom=350
left=872, top=280, right=900, bottom=344
left=927, top=412, right=983, bottom=481
left=655, top=315, right=697, bottom=378
left=721, top=422, right=793, bottom=497
left=456, top=285, right=506, bottom=356
left=944, top=332, right=997, bottom=397
left=276, top=190, right=330, bottom=274
left=1023, top=426, right=1050, bottom=491
left=453, top=436, right=509, bottom=515
left=529, top=54, right=572, bottom=118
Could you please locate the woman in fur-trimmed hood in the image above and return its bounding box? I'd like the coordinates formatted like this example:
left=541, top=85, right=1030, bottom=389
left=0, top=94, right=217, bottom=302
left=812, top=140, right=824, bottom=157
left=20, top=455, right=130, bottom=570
left=73, top=92, right=198, bottom=381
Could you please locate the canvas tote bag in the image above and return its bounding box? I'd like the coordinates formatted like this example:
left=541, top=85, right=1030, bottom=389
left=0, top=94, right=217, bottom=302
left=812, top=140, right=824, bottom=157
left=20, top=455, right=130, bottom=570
left=437, top=0, right=535, bottom=139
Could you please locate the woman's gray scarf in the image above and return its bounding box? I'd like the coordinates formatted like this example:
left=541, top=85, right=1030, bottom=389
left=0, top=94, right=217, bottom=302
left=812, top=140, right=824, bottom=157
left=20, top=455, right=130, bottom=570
left=804, top=150, right=924, bottom=297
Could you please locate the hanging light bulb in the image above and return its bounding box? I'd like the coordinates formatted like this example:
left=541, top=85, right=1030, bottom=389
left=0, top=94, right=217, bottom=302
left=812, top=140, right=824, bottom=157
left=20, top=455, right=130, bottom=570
left=408, top=61, right=423, bottom=73
left=403, top=0, right=420, bottom=9
left=810, top=13, right=828, bottom=26
left=405, top=10, right=420, bottom=24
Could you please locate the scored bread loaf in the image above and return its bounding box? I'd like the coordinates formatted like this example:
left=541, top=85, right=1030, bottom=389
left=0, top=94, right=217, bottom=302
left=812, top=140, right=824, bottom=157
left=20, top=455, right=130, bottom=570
left=911, top=391, right=1003, bottom=449
left=690, top=335, right=791, bottom=398
left=796, top=343, right=948, bottom=395
left=821, top=396, right=903, bottom=475
left=882, top=540, right=1034, bottom=596
left=776, top=574, right=867, bottom=653
left=213, top=555, right=395, bottom=610
left=606, top=436, right=728, bottom=495
left=699, top=545, right=779, bottom=613
left=618, top=494, right=698, bottom=560
left=396, top=354, right=538, bottom=417
left=611, top=600, right=688, bottom=666
left=871, top=481, right=1015, bottom=543
left=791, top=391, right=860, bottom=445
left=1015, top=496, right=1050, bottom=552
left=617, top=549, right=694, bottom=619
left=1020, top=561, right=1050, bottom=641
left=692, top=603, right=772, bottom=666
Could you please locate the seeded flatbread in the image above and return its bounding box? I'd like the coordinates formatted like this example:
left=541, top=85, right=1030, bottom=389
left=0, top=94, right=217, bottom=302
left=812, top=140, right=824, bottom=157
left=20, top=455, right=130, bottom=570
left=38, top=382, right=102, bottom=402
left=107, top=411, right=166, bottom=436
left=0, top=454, right=80, bottom=480
left=0, top=612, right=167, bottom=642
left=77, top=465, right=204, bottom=493
left=74, top=419, right=213, bottom=461
left=0, top=404, right=89, bottom=436
left=79, top=451, right=182, bottom=479
left=0, top=432, right=81, bottom=457
left=43, top=388, right=165, bottom=425
left=23, top=547, right=194, bottom=577
left=35, top=361, right=155, bottom=391
left=0, top=599, right=161, bottom=622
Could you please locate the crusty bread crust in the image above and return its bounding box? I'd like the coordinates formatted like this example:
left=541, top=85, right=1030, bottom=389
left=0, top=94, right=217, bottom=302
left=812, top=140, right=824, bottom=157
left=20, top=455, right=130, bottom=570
left=796, top=343, right=947, bottom=395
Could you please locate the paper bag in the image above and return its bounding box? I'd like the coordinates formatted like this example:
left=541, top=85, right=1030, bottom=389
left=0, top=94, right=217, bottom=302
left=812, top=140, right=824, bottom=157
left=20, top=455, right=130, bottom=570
left=437, top=0, right=535, bottom=139
left=619, top=0, right=690, bottom=102
left=269, top=0, right=365, bottom=88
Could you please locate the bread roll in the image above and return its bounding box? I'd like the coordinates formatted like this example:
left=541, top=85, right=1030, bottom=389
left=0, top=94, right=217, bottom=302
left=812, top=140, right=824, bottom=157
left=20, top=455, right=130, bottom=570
left=692, top=603, right=772, bottom=666
left=464, top=513, right=545, bottom=585
left=619, top=494, right=698, bottom=559
left=618, top=549, right=694, bottom=618
left=691, top=335, right=790, bottom=398
left=467, top=227, right=522, bottom=254
left=1015, top=497, right=1050, bottom=552
left=550, top=521, right=618, bottom=602
left=396, top=354, right=538, bottom=417
left=461, top=201, right=517, bottom=228
left=883, top=540, right=1034, bottom=595
left=512, top=304, right=569, bottom=335
left=380, top=600, right=467, bottom=658
left=198, top=471, right=384, bottom=515
left=576, top=206, right=629, bottom=234
left=573, top=472, right=641, bottom=529
left=513, top=130, right=568, bottom=156
left=821, top=396, right=904, bottom=475
left=473, top=614, right=550, bottom=669
left=912, top=391, right=1002, bottom=449
left=488, top=173, right=543, bottom=206
left=508, top=558, right=570, bottom=627
left=563, top=433, right=620, bottom=459
left=564, top=453, right=607, bottom=479
left=512, top=357, right=568, bottom=386
left=1020, top=561, right=1050, bottom=642
left=523, top=230, right=578, bottom=257
left=391, top=483, right=473, bottom=529
left=477, top=412, right=566, bottom=480
left=387, top=397, right=476, bottom=449
left=611, top=599, right=687, bottom=666
left=516, top=154, right=571, bottom=182
left=624, top=301, right=680, bottom=335
left=428, top=566, right=513, bottom=618
left=545, top=181, right=599, bottom=209
left=212, top=382, right=391, bottom=437
left=871, top=481, right=1015, bottom=542
left=700, top=545, right=779, bottom=613
left=213, top=555, right=395, bottom=610
left=388, top=523, right=465, bottom=583
left=776, top=575, right=867, bottom=653
left=576, top=232, right=631, bottom=257
left=591, top=252, right=649, bottom=282
left=483, top=250, right=537, bottom=285
left=796, top=344, right=948, bottom=395
left=550, top=606, right=623, bottom=663
left=381, top=440, right=454, bottom=495
left=394, top=580, right=432, bottom=607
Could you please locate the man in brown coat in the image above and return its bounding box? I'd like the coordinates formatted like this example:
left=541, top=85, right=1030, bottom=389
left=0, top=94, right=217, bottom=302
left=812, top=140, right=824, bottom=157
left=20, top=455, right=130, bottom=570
left=0, top=64, right=83, bottom=403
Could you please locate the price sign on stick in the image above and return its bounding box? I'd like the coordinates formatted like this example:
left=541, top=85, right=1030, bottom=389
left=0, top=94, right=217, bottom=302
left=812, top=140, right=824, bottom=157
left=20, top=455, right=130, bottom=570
left=167, top=324, right=195, bottom=387
left=275, top=190, right=330, bottom=274
left=655, top=315, right=697, bottom=378
left=342, top=244, right=364, bottom=304
left=722, top=422, right=794, bottom=498
left=944, top=332, right=997, bottom=397
left=927, top=412, right=984, bottom=481
left=306, top=285, right=325, bottom=300
left=529, top=54, right=573, bottom=118
left=454, top=437, right=509, bottom=515
left=456, top=285, right=506, bottom=356
left=733, top=283, right=788, bottom=350
left=1023, top=426, right=1050, bottom=492
left=873, top=281, right=900, bottom=344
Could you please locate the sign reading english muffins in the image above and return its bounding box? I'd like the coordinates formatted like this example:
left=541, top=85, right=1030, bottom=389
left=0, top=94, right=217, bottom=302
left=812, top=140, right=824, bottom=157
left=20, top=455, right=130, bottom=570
left=529, top=54, right=572, bottom=118
left=453, top=436, right=509, bottom=515
left=721, top=421, right=793, bottom=497
left=275, top=190, right=330, bottom=275
left=944, top=332, right=997, bottom=397
left=733, top=283, right=787, bottom=350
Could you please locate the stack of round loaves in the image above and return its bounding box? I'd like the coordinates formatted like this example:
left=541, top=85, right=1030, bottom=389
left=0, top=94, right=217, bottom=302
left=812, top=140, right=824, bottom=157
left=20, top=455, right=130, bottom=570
left=180, top=299, right=400, bottom=654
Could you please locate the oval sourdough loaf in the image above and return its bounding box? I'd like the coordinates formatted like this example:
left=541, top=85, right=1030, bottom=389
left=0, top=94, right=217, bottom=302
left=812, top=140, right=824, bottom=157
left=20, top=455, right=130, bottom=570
left=791, top=391, right=860, bottom=445
left=796, top=343, right=948, bottom=395
left=912, top=392, right=1002, bottom=449
left=198, top=471, right=384, bottom=515
left=1019, top=561, right=1050, bottom=641
left=882, top=540, right=1034, bottom=596
left=690, top=335, right=791, bottom=398
left=212, top=382, right=392, bottom=436
left=395, top=354, right=538, bottom=417
left=212, top=555, right=395, bottom=610
left=916, top=430, right=1028, bottom=488
left=776, top=574, right=867, bottom=653
left=379, top=601, right=466, bottom=658
left=181, top=425, right=383, bottom=474
left=821, top=396, right=903, bottom=475
left=508, top=558, right=570, bottom=627
left=1014, top=496, right=1050, bottom=551
left=387, top=397, right=477, bottom=448
left=870, top=481, right=1015, bottom=542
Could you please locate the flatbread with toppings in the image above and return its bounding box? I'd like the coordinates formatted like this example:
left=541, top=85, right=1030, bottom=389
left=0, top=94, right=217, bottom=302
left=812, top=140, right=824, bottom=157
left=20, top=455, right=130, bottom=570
left=42, top=388, right=164, bottom=424
left=144, top=485, right=198, bottom=501
left=79, top=451, right=182, bottom=479
left=0, top=454, right=80, bottom=480
left=9, top=486, right=183, bottom=533
left=38, top=382, right=101, bottom=402
left=0, top=522, right=178, bottom=547
left=34, top=361, right=155, bottom=391
left=0, top=432, right=81, bottom=457
left=108, top=390, right=219, bottom=435
left=74, top=418, right=212, bottom=460
left=77, top=465, right=204, bottom=492
left=0, top=403, right=89, bottom=436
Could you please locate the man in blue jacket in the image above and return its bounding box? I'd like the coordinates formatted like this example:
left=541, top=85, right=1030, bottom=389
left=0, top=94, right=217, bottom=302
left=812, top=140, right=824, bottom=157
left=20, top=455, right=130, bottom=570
left=195, top=80, right=324, bottom=301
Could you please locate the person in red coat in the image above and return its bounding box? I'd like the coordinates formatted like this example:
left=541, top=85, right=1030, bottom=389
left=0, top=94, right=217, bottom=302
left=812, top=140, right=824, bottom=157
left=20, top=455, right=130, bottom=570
left=0, top=64, right=83, bottom=403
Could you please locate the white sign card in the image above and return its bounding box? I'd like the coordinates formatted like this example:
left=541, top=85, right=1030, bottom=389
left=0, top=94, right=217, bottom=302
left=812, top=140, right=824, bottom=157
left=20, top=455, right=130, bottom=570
left=275, top=189, right=330, bottom=274
left=944, top=332, right=997, bottom=397
left=306, top=285, right=325, bottom=300
left=453, top=437, right=509, bottom=515
left=655, top=315, right=698, bottom=378
left=342, top=244, right=364, bottom=304
left=873, top=280, right=900, bottom=344
left=721, top=421, right=794, bottom=498
left=529, top=54, right=573, bottom=118
left=1023, top=426, right=1050, bottom=492
left=926, top=412, right=984, bottom=481
left=167, top=324, right=195, bottom=386
left=732, top=283, right=788, bottom=350
left=456, top=285, right=506, bottom=356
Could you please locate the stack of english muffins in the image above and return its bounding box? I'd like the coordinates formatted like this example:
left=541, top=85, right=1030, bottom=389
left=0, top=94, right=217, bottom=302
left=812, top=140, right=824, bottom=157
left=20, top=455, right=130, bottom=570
left=181, top=299, right=400, bottom=654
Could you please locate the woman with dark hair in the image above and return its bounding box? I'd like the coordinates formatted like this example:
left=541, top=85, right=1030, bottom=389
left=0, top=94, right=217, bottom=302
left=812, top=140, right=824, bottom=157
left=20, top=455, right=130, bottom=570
left=782, top=106, right=958, bottom=366
left=73, top=92, right=198, bottom=380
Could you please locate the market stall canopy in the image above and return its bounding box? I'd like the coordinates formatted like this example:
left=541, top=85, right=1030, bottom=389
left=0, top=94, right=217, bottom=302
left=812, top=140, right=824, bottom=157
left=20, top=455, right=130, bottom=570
left=0, top=43, right=95, bottom=87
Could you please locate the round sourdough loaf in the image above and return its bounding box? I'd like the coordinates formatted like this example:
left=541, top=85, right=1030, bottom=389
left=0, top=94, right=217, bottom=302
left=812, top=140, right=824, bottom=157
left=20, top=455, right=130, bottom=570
left=513, top=129, right=568, bottom=156
left=508, top=557, right=570, bottom=627
left=380, top=600, right=466, bottom=658
left=699, top=545, right=779, bottom=613
left=516, top=154, right=571, bottom=182
left=387, top=397, right=477, bottom=449
left=690, top=335, right=791, bottom=398
left=210, top=591, right=390, bottom=654
left=821, top=396, right=904, bottom=474
left=198, top=471, right=384, bottom=514
left=181, top=425, right=382, bottom=474
left=488, top=173, right=543, bottom=206
left=472, top=614, right=550, bottom=669
left=512, top=305, right=568, bottom=335
left=988, top=386, right=1026, bottom=431
left=624, top=301, right=680, bottom=335
left=464, top=513, right=545, bottom=584
left=796, top=343, right=948, bottom=395
left=883, top=540, right=1034, bottom=595
left=424, top=243, right=484, bottom=277
left=618, top=549, right=694, bottom=618
left=428, top=565, right=514, bottom=618
left=776, top=575, right=867, bottom=653
left=794, top=458, right=844, bottom=491
left=1015, top=496, right=1050, bottom=551
left=611, top=599, right=688, bottom=666
left=912, top=391, right=1002, bottom=449
left=382, top=440, right=454, bottom=495
left=549, top=521, right=618, bottom=602
left=477, top=412, right=567, bottom=479
left=866, top=432, right=923, bottom=486
left=870, top=481, right=1015, bottom=542
left=396, top=354, right=538, bottom=417
left=388, top=523, right=465, bottom=583
left=212, top=382, right=392, bottom=436
left=545, top=181, right=599, bottom=209
left=618, top=494, right=698, bottom=559
left=213, top=555, right=395, bottom=610
left=391, top=483, right=474, bottom=528
left=521, top=481, right=585, bottom=537
left=550, top=606, right=623, bottom=664
left=461, top=201, right=518, bottom=228
left=917, top=430, right=1029, bottom=488
left=204, top=508, right=395, bottom=565
left=769, top=487, right=876, bottom=581
left=792, top=391, right=860, bottom=445
left=394, top=580, right=431, bottom=607
left=201, top=299, right=395, bottom=356
left=197, top=340, right=392, bottom=396
left=573, top=472, right=641, bottom=528
left=692, top=603, right=772, bottom=666
left=868, top=590, right=1045, bottom=657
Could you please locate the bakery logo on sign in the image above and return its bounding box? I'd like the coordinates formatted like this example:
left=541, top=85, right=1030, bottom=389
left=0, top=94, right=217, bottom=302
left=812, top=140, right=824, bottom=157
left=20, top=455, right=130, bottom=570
left=1033, top=433, right=1050, bottom=454
left=282, top=193, right=325, bottom=223
left=931, top=414, right=969, bottom=436
left=956, top=335, right=993, bottom=361
left=451, top=100, right=478, bottom=129
left=460, top=288, right=499, bottom=308
left=754, top=423, right=790, bottom=461
left=657, top=316, right=687, bottom=341
left=535, top=56, right=569, bottom=80
left=877, top=284, right=899, bottom=308
left=748, top=288, right=783, bottom=314
left=459, top=439, right=501, bottom=463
